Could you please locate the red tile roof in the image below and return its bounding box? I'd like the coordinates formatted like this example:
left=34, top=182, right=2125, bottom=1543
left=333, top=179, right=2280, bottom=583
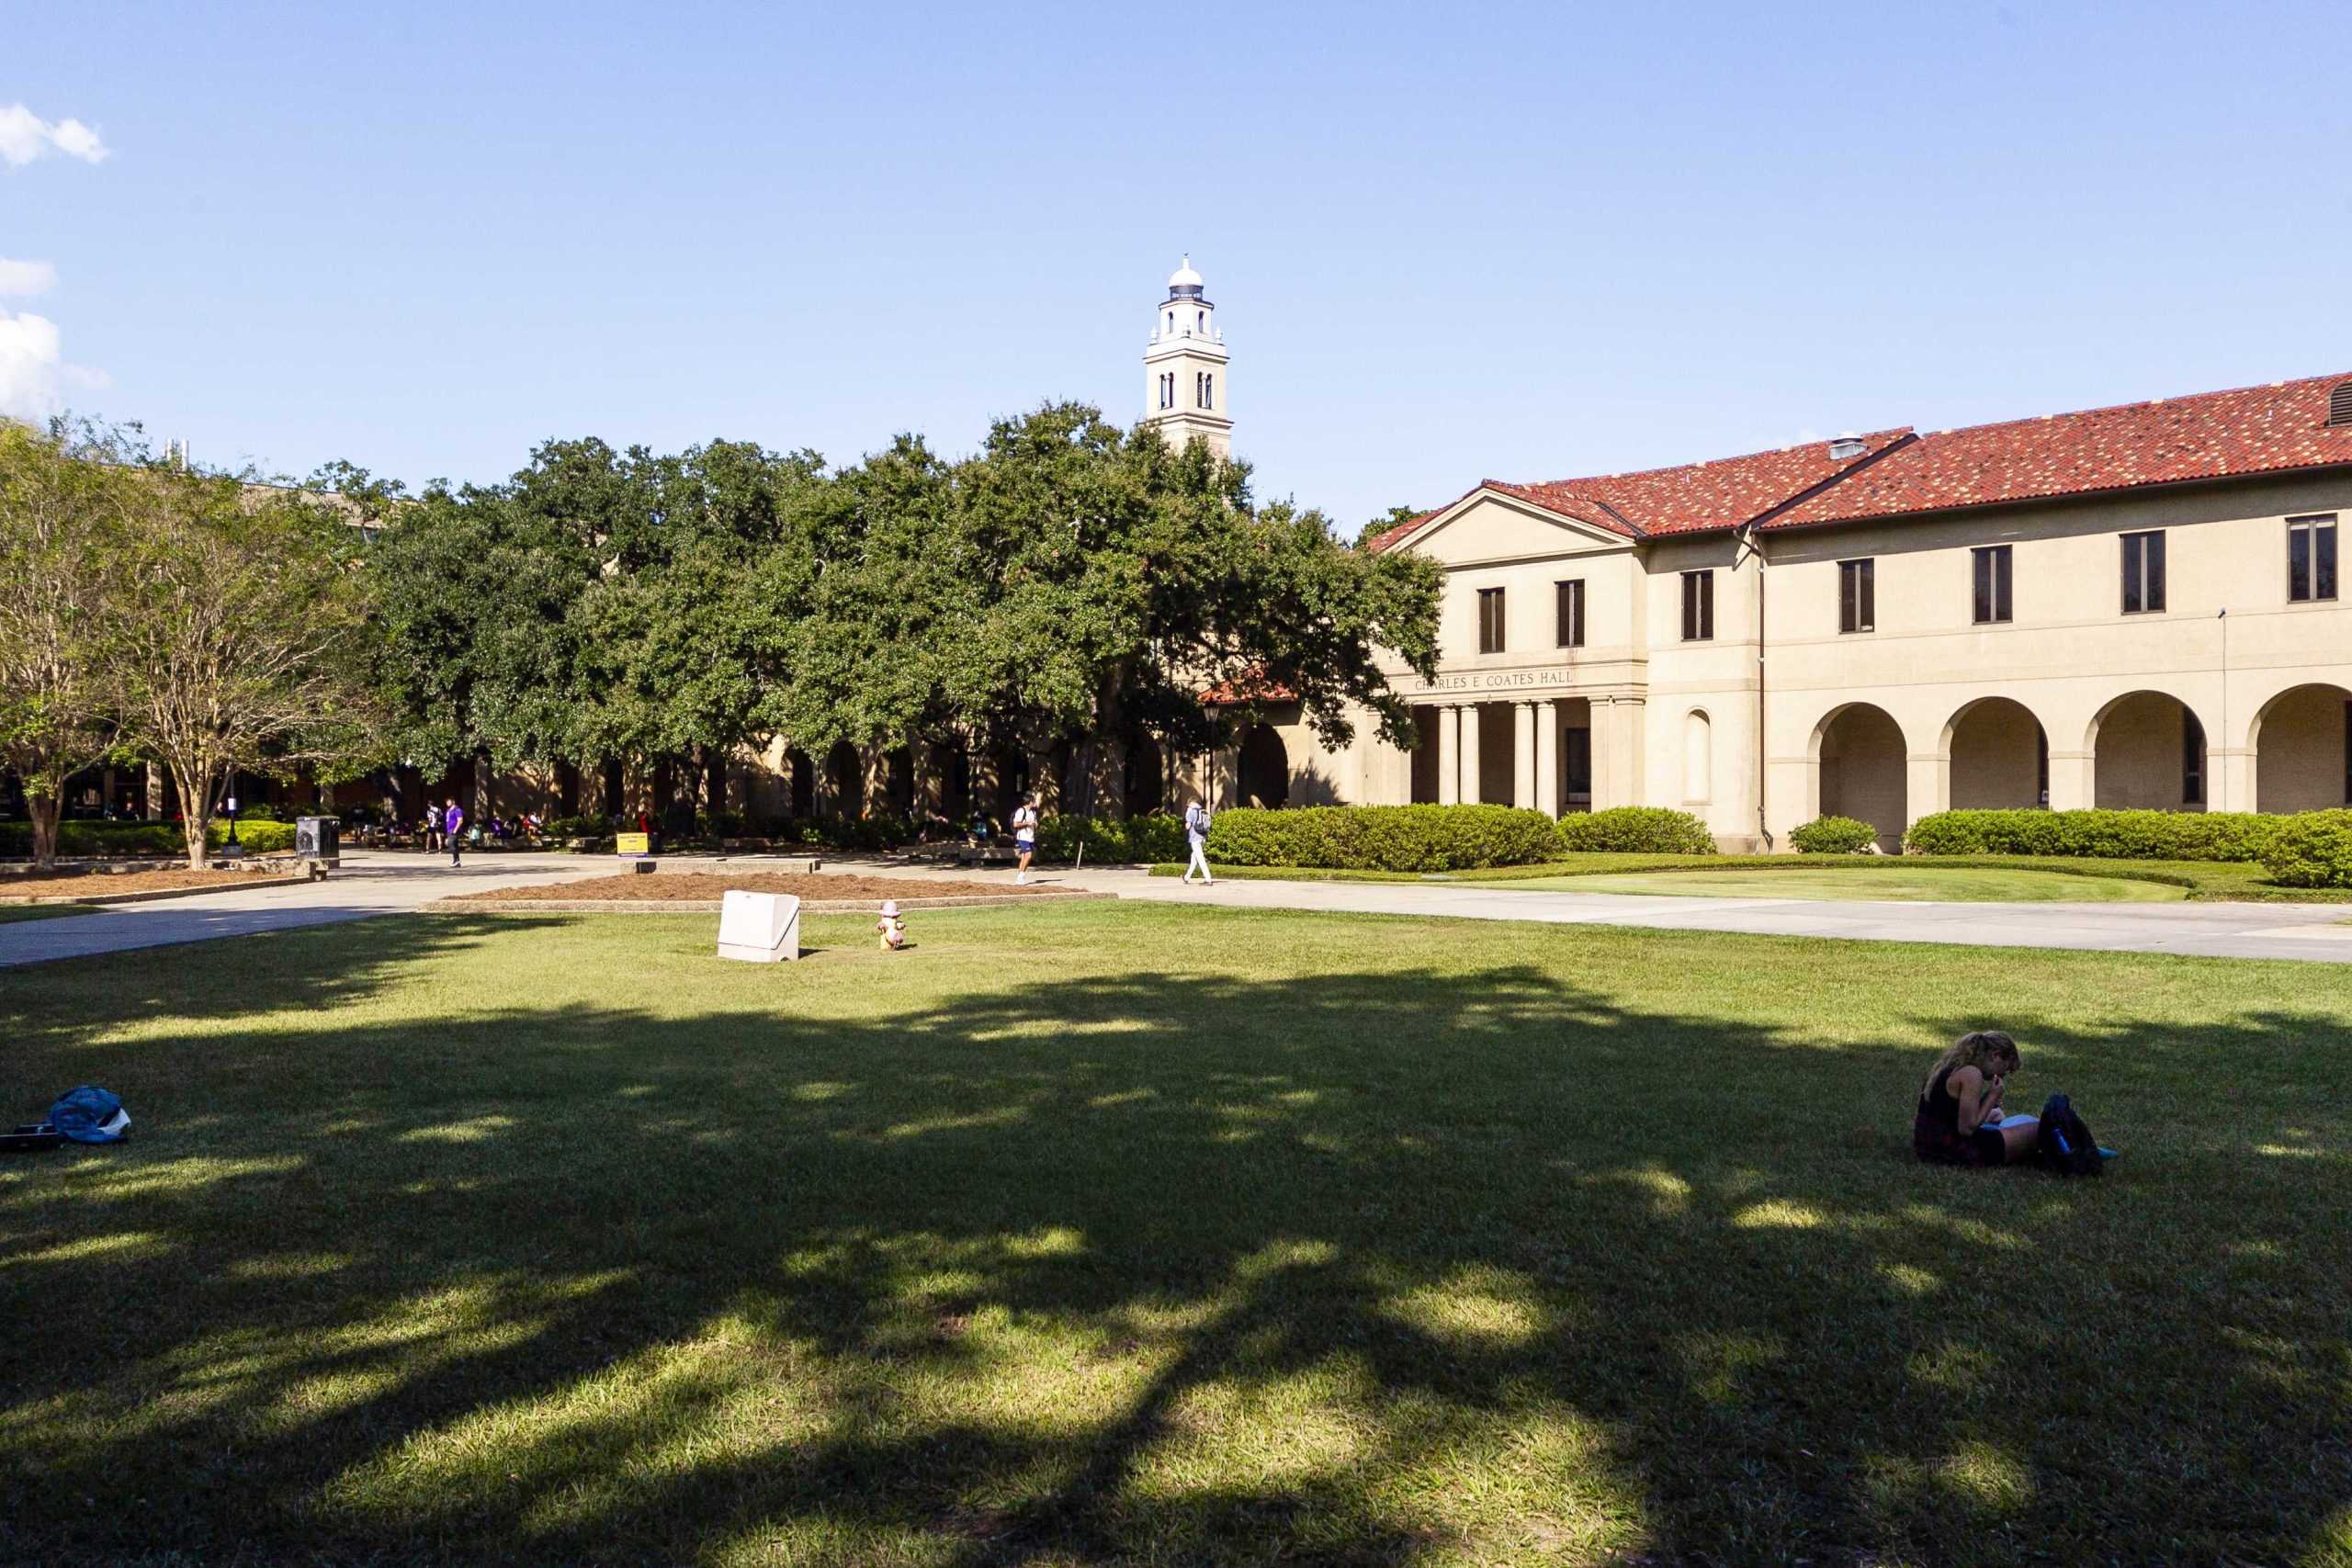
left=1370, top=372, right=2352, bottom=550
left=1199, top=671, right=1296, bottom=706
left=1366, top=432, right=1909, bottom=551
left=1766, top=371, right=2352, bottom=530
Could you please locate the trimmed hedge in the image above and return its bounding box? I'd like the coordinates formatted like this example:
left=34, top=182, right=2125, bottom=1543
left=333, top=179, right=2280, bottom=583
left=2259, top=809, right=2352, bottom=888
left=1903, top=808, right=2286, bottom=863
left=1555, top=807, right=1717, bottom=856
left=1, top=818, right=296, bottom=857
left=1791, top=816, right=1879, bottom=854
left=1205, top=804, right=1561, bottom=872
left=1035, top=814, right=1189, bottom=864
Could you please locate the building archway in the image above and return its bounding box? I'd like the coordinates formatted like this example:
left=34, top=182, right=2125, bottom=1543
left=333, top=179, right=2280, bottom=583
left=1944, top=696, right=2048, bottom=809
left=785, top=750, right=814, bottom=818
left=884, top=746, right=915, bottom=818
left=1815, top=703, right=1907, bottom=848
left=1124, top=735, right=1166, bottom=817
left=825, top=741, right=862, bottom=816
left=2252, top=683, right=2352, bottom=812
left=2090, top=691, right=2205, bottom=810
left=932, top=740, right=971, bottom=820
left=1238, top=726, right=1289, bottom=808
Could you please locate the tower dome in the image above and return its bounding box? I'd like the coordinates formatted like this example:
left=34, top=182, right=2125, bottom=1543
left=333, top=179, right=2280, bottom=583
left=1167, top=254, right=1204, bottom=299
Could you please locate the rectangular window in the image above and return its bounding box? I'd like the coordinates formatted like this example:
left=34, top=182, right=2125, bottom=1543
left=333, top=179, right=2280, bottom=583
left=1838, top=558, right=1875, bottom=633
left=1555, top=579, right=1585, bottom=648
left=2289, top=515, right=2338, bottom=603
left=1973, top=544, right=2013, bottom=624
left=1680, top=570, right=1713, bottom=641
left=2183, top=712, right=2205, bottom=806
left=2121, top=530, right=2166, bottom=614
left=1477, top=587, right=1506, bottom=654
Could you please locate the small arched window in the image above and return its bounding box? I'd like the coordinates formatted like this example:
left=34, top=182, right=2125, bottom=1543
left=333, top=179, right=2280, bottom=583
left=1165, top=310, right=1173, bottom=333
left=1196, top=310, right=1204, bottom=331
left=1204, top=373, right=1214, bottom=408
left=1683, top=710, right=1713, bottom=804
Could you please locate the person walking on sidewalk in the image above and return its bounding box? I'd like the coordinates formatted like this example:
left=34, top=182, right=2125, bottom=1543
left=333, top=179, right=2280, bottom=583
left=1182, top=798, right=1216, bottom=886
left=444, top=797, right=467, bottom=867
left=1012, top=795, right=1039, bottom=885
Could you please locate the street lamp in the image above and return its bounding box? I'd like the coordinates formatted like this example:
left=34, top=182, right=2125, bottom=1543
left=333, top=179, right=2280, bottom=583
left=224, top=792, right=243, bottom=858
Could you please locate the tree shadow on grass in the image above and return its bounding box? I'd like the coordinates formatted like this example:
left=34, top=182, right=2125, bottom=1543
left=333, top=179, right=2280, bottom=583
left=2, top=931, right=2348, bottom=1565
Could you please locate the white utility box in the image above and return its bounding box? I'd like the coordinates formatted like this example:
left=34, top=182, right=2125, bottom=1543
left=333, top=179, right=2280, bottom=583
left=717, top=890, right=801, bottom=963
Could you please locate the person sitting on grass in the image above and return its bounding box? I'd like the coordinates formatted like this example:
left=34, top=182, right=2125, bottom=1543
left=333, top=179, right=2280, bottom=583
left=876, top=899, right=908, bottom=952
left=1913, top=1029, right=2041, bottom=1168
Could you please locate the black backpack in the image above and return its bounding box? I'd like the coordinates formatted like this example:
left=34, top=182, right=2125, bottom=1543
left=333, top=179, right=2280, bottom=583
left=2034, top=1094, right=2103, bottom=1178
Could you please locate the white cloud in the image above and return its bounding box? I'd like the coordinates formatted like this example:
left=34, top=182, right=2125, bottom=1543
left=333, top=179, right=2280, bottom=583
left=0, top=257, right=58, bottom=297
left=0, top=103, right=110, bottom=167
left=0, top=309, right=110, bottom=422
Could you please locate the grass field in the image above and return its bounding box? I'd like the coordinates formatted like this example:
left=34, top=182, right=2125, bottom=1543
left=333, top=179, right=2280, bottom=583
left=1467, top=866, right=2187, bottom=902
left=4, top=904, right=2349, bottom=1566
left=1156, top=852, right=2349, bottom=903
left=0, top=903, right=94, bottom=924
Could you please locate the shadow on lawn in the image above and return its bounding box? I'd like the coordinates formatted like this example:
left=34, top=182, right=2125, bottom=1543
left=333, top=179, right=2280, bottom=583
left=3, top=934, right=2350, bottom=1565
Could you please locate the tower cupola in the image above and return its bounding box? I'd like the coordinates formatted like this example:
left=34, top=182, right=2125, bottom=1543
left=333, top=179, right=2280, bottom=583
left=1142, top=254, right=1231, bottom=459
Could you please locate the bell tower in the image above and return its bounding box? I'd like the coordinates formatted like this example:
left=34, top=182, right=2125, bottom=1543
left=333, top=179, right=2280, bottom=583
left=1141, top=255, right=1232, bottom=458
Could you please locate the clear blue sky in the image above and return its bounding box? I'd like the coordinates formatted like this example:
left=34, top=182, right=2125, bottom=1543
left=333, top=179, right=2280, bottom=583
left=8, top=0, right=2348, bottom=529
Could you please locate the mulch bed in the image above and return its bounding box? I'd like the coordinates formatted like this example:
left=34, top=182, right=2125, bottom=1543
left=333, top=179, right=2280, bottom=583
left=0, top=868, right=288, bottom=902
left=456, top=873, right=1050, bottom=905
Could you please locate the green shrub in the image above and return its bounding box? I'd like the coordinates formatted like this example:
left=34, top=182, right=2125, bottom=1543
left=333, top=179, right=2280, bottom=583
left=544, top=815, right=610, bottom=839
left=2259, top=809, right=2352, bottom=888
left=1034, top=814, right=1188, bottom=863
left=1791, top=815, right=1880, bottom=854
left=211, top=819, right=296, bottom=853
left=1555, top=807, right=1717, bottom=856
left=1903, top=808, right=2287, bottom=863
left=1204, top=804, right=1559, bottom=873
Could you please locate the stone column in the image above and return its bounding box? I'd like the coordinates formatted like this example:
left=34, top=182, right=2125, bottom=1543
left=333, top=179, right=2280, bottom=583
left=2211, top=747, right=2254, bottom=815
left=2046, top=750, right=2095, bottom=812
left=1535, top=700, right=1560, bottom=818
left=1512, top=702, right=1537, bottom=809
left=1593, top=696, right=1647, bottom=809
left=1437, top=705, right=1461, bottom=806
left=1458, top=704, right=1484, bottom=805
left=1906, top=750, right=1950, bottom=838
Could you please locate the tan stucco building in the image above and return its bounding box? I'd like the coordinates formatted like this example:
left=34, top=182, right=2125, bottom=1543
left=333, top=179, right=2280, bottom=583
left=1212, top=372, right=2352, bottom=851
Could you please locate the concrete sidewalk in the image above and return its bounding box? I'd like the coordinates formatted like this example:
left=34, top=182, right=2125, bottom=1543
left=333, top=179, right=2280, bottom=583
left=0, top=851, right=615, bottom=968
left=6, top=849, right=2349, bottom=967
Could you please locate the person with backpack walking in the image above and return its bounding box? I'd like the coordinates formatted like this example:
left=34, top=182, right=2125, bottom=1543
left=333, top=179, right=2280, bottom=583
left=422, top=801, right=442, bottom=854
left=1012, top=795, right=1040, bottom=885
left=443, top=796, right=467, bottom=868
left=1182, top=798, right=1215, bottom=886
left=1912, top=1031, right=2039, bottom=1167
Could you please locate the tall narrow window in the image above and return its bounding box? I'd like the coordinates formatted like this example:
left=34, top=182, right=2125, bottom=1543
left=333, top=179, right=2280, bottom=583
left=1477, top=588, right=1506, bottom=653
left=1196, top=310, right=1204, bottom=331
left=1555, top=579, right=1585, bottom=648
left=2121, top=530, right=2166, bottom=614
left=2183, top=710, right=2206, bottom=806
left=1204, top=373, right=1214, bottom=408
left=2037, top=726, right=2050, bottom=806
left=1564, top=727, right=1592, bottom=807
left=1680, top=570, right=1713, bottom=641
left=1838, top=558, right=1876, bottom=633
left=1973, top=544, right=2013, bottom=624
left=2289, top=515, right=2338, bottom=603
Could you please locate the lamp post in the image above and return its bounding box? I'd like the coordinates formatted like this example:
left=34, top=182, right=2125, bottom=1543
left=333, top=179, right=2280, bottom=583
left=224, top=792, right=243, bottom=858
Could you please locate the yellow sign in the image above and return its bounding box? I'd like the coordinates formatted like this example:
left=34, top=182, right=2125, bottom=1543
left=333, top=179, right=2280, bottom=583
left=616, top=831, right=650, bottom=856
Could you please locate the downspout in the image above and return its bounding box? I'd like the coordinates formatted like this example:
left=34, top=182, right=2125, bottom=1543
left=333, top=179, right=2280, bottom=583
left=1741, top=523, right=1773, bottom=851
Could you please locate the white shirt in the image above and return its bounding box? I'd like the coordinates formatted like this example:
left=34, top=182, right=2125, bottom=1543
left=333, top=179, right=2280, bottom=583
left=1012, top=807, right=1038, bottom=841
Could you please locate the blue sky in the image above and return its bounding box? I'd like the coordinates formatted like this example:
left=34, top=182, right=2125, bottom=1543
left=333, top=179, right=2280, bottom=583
left=7, top=1, right=2348, bottom=529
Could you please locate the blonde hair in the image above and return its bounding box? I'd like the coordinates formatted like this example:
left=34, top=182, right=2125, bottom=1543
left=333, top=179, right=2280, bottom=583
left=1924, top=1030, right=2020, bottom=1096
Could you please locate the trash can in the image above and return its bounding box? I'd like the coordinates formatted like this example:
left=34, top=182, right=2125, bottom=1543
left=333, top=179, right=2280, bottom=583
left=295, top=816, right=341, bottom=872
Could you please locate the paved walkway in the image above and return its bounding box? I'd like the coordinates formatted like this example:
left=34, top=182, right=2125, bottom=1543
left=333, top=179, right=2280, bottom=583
left=5, top=851, right=2349, bottom=967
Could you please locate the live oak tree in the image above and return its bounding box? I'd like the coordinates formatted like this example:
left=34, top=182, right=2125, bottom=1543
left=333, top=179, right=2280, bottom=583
left=0, top=420, right=137, bottom=866
left=107, top=464, right=387, bottom=868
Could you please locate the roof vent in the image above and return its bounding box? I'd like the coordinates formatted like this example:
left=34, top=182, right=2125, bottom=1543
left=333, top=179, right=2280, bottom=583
left=1827, top=434, right=1868, bottom=460
left=2330, top=380, right=2352, bottom=427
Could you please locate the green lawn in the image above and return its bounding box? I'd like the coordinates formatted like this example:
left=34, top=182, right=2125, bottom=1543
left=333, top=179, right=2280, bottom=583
left=1469, top=866, right=2187, bottom=902
left=1157, top=852, right=2350, bottom=902
left=0, top=902, right=94, bottom=924
left=4, top=905, right=2348, bottom=1566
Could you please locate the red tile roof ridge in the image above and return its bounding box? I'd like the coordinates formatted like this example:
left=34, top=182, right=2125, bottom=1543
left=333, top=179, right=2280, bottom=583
left=1901, top=367, right=2352, bottom=444
left=1513, top=426, right=1912, bottom=492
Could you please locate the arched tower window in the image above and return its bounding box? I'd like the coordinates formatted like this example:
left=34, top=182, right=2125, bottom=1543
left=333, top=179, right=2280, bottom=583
left=1204, top=373, right=1214, bottom=408
left=1196, top=310, right=1204, bottom=331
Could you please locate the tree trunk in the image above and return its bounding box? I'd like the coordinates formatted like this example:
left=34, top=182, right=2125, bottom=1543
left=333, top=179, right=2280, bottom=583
left=145, top=762, right=165, bottom=821
left=173, top=762, right=213, bottom=870
left=27, top=791, right=63, bottom=869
